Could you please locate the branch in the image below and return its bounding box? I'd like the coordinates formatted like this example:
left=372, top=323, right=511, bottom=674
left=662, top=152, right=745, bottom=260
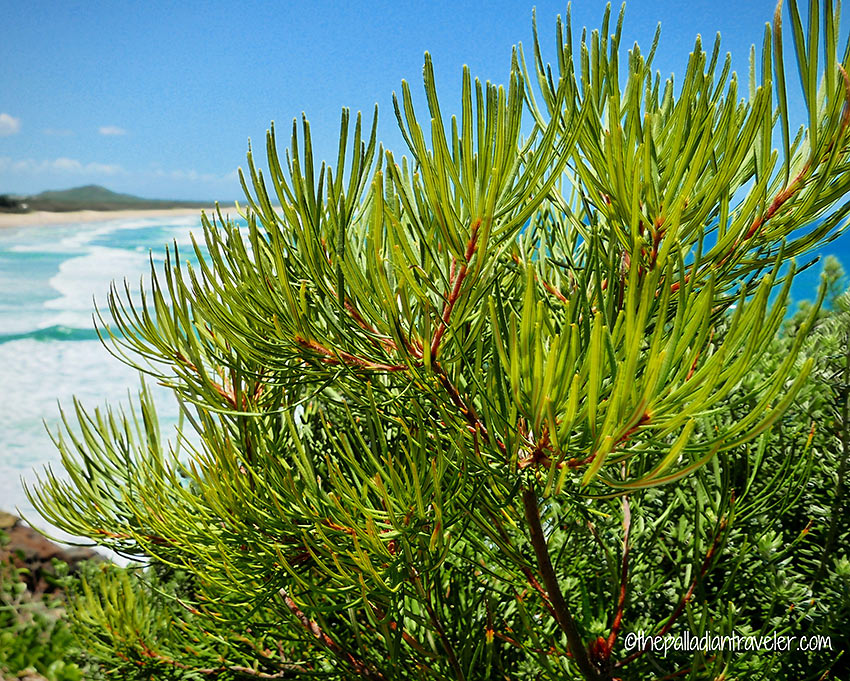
left=563, top=412, right=651, bottom=470
left=430, top=219, right=481, bottom=361
left=742, top=161, right=810, bottom=241
left=409, top=568, right=466, bottom=681
left=368, top=603, right=439, bottom=661
left=669, top=70, right=850, bottom=296
left=432, top=361, right=506, bottom=454
left=127, top=640, right=311, bottom=678
left=175, top=351, right=238, bottom=408
left=586, top=494, right=631, bottom=673
left=482, top=508, right=560, bottom=621
left=606, top=494, right=631, bottom=654
left=295, top=336, right=406, bottom=372
left=522, top=487, right=603, bottom=681
left=280, top=590, right=386, bottom=681
left=615, top=515, right=728, bottom=669
left=227, top=666, right=310, bottom=678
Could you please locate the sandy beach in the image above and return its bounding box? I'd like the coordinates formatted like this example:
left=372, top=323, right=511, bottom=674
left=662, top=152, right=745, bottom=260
left=0, top=206, right=239, bottom=229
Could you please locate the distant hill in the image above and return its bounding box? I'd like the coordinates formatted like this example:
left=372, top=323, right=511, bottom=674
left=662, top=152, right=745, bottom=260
left=0, top=185, right=213, bottom=213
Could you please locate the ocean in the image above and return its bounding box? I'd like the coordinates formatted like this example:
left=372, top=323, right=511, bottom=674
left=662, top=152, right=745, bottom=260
left=0, top=213, right=219, bottom=540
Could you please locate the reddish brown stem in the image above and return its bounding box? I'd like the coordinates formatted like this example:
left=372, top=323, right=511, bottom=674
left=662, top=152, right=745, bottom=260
left=615, top=516, right=728, bottom=669
left=175, top=351, right=237, bottom=408
left=369, top=604, right=438, bottom=660
left=432, top=361, right=505, bottom=454
left=566, top=452, right=598, bottom=469
left=295, top=336, right=406, bottom=372
left=541, top=278, right=570, bottom=304
left=606, top=495, right=631, bottom=655
left=522, top=487, right=603, bottom=680
left=685, top=330, right=713, bottom=381
left=409, top=568, right=466, bottom=681
left=280, top=590, right=386, bottom=680
left=341, top=297, right=423, bottom=357
left=668, top=79, right=850, bottom=297
left=93, top=528, right=171, bottom=546
left=743, top=162, right=809, bottom=241
left=494, top=630, right=557, bottom=656
left=564, top=412, right=650, bottom=471
left=128, top=641, right=309, bottom=677
left=483, top=508, right=560, bottom=621
left=718, top=75, right=850, bottom=267
left=430, top=219, right=481, bottom=361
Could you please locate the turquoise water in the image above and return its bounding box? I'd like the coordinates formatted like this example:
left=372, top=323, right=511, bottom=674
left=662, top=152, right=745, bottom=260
left=0, top=214, right=215, bottom=537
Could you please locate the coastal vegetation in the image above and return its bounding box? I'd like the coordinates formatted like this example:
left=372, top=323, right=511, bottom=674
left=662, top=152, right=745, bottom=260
left=0, top=515, right=85, bottom=681
left=0, top=185, right=211, bottom=214
left=11, top=0, right=850, bottom=679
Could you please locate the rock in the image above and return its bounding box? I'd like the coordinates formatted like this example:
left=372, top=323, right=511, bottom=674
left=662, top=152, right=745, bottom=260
left=0, top=511, right=104, bottom=594
left=0, top=511, right=17, bottom=531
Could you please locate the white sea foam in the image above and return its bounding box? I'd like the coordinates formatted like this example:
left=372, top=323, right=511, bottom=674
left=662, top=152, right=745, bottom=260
left=0, top=214, right=215, bottom=557
left=44, top=246, right=151, bottom=328
left=0, top=338, right=182, bottom=520
left=8, top=218, right=161, bottom=253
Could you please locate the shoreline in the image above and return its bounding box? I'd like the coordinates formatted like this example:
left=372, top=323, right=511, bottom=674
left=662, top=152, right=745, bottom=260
left=0, top=205, right=239, bottom=229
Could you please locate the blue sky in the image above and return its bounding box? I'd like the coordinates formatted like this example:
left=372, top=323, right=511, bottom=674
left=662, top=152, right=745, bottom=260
left=0, top=0, right=830, bottom=201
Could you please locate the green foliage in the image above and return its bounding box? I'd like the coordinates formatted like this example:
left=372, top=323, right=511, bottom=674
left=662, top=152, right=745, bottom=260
left=668, top=264, right=850, bottom=678
left=0, top=534, right=84, bottom=681
left=64, top=561, right=317, bottom=680
left=26, top=1, right=850, bottom=679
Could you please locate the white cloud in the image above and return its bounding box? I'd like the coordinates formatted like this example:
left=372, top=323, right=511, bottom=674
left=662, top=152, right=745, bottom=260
left=0, top=156, right=125, bottom=176
left=0, top=113, right=21, bottom=136
left=0, top=155, right=236, bottom=198
left=51, top=157, right=82, bottom=171
left=152, top=167, right=239, bottom=183
left=86, top=161, right=125, bottom=175
left=0, top=156, right=236, bottom=185
left=98, top=125, right=127, bottom=136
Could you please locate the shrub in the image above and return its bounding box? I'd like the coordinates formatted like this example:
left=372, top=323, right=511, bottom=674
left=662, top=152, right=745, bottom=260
left=0, top=532, right=84, bottom=681
left=29, top=2, right=850, bottom=679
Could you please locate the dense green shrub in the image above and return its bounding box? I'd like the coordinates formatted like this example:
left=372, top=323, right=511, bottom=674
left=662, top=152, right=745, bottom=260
left=39, top=266, right=850, bottom=680
left=26, top=2, right=850, bottom=679
left=0, top=531, right=84, bottom=681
